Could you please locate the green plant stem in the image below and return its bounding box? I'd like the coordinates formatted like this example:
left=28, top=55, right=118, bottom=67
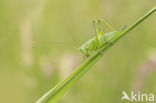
left=36, top=7, right=156, bottom=103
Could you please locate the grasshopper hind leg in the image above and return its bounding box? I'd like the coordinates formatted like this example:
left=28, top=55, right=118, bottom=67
left=83, top=51, right=90, bottom=60
left=98, top=48, right=103, bottom=55
left=96, top=44, right=103, bottom=55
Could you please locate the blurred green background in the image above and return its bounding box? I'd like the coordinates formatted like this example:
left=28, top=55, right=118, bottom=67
left=0, top=0, right=156, bottom=103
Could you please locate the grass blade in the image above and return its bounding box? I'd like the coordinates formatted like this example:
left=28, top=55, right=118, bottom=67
left=36, top=7, right=156, bottom=103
